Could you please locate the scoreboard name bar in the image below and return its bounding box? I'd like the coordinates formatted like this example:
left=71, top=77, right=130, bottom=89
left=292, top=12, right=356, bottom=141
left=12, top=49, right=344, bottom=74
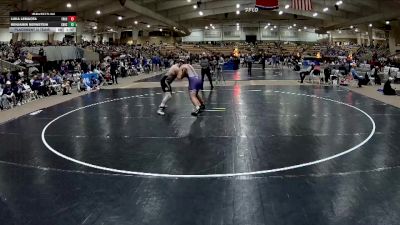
left=10, top=22, right=77, bottom=27
left=9, top=27, right=76, bottom=33
left=10, top=16, right=76, bottom=22
left=10, top=12, right=77, bottom=16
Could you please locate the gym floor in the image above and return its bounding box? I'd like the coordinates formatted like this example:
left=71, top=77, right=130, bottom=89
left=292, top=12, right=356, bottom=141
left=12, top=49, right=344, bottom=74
left=0, top=71, right=400, bottom=224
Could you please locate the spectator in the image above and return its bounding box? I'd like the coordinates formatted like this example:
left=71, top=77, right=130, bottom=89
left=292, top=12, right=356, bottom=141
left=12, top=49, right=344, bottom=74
left=371, top=66, right=381, bottom=85
left=14, top=80, right=25, bottom=105
left=39, top=47, right=44, bottom=56
left=62, top=80, right=71, bottom=95
left=22, top=80, right=32, bottom=102
left=0, top=73, right=5, bottom=85
left=110, top=59, right=118, bottom=84
left=81, top=59, right=89, bottom=73
left=350, top=63, right=369, bottom=87
left=77, top=78, right=86, bottom=92
left=54, top=71, right=63, bottom=84
left=1, top=81, right=17, bottom=107
left=323, top=66, right=331, bottom=83
left=261, top=53, right=266, bottom=70
left=31, top=75, right=45, bottom=96
left=0, top=84, right=4, bottom=110
left=383, top=79, right=398, bottom=95
left=299, top=63, right=314, bottom=83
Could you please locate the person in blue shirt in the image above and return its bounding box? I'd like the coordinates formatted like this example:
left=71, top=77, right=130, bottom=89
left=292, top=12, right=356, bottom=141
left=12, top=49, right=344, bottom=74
left=1, top=81, right=16, bottom=107
left=151, top=56, right=157, bottom=71
left=350, top=63, right=370, bottom=87
left=31, top=75, right=46, bottom=96
left=142, top=57, right=150, bottom=72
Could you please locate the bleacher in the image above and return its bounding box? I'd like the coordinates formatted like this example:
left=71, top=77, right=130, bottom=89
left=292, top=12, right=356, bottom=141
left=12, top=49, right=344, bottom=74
left=160, top=44, right=182, bottom=55
left=179, top=44, right=211, bottom=55
left=303, top=44, right=323, bottom=56
left=202, top=45, right=235, bottom=56
left=257, top=42, right=308, bottom=56
left=257, top=42, right=280, bottom=55
left=342, top=45, right=361, bottom=54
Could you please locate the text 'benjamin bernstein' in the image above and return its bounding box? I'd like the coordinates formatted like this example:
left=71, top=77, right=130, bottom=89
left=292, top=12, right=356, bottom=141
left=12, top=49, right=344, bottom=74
left=10, top=23, right=49, bottom=27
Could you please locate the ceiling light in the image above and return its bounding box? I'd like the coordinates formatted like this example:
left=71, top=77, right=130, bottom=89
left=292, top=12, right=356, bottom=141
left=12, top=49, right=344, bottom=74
left=386, top=21, right=390, bottom=25
left=327, top=31, right=330, bottom=34
left=336, top=1, right=343, bottom=5
left=298, top=29, right=302, bottom=32
left=323, top=7, right=329, bottom=12
left=205, top=26, right=208, bottom=29
left=199, top=11, right=203, bottom=16
left=366, top=32, right=368, bottom=35
left=285, top=4, right=290, bottom=9
left=313, top=12, right=318, bottom=17
left=338, top=30, right=342, bottom=33
left=236, top=27, right=239, bottom=30
left=187, top=0, right=191, bottom=2
left=212, top=26, right=215, bottom=29
left=147, top=24, right=151, bottom=28
left=355, top=28, right=359, bottom=32
left=293, top=24, right=296, bottom=27
left=93, top=26, right=97, bottom=30
left=289, top=26, right=292, bottom=29
left=304, top=26, right=307, bottom=29
left=134, top=21, right=138, bottom=24
left=236, top=23, right=239, bottom=26
left=96, top=10, right=101, bottom=15
left=274, top=25, right=277, bottom=28
left=236, top=4, right=240, bottom=8
left=236, top=10, right=240, bottom=15
left=110, top=28, right=113, bottom=32
left=118, top=16, right=123, bottom=20
left=369, top=23, right=373, bottom=27
left=159, top=28, right=163, bottom=31
left=279, top=11, right=283, bottom=15
left=268, top=23, right=271, bottom=26
left=193, top=5, right=197, bottom=9
left=350, top=25, right=354, bottom=29
left=66, top=3, right=72, bottom=8
left=270, top=28, right=274, bottom=31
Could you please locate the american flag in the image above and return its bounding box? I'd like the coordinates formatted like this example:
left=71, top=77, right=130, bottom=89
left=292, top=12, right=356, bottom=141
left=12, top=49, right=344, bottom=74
left=292, top=0, right=313, bottom=11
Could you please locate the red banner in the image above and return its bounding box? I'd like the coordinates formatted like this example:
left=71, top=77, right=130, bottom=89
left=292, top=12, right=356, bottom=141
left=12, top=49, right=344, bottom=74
left=256, top=0, right=279, bottom=10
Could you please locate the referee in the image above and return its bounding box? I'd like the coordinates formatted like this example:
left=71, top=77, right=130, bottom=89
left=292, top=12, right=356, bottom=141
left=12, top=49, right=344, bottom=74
left=200, top=54, right=214, bottom=90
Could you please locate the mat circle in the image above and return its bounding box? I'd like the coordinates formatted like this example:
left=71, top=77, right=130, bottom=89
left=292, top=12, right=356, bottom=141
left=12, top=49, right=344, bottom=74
left=41, top=90, right=376, bottom=178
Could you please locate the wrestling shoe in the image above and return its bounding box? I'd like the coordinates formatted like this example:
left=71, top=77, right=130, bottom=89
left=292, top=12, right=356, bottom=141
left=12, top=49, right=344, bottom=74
left=191, top=108, right=201, bottom=117
left=157, top=108, right=165, bottom=116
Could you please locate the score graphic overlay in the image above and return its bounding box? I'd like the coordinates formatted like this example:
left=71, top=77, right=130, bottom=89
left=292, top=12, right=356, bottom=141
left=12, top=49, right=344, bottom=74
left=9, top=12, right=77, bottom=33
